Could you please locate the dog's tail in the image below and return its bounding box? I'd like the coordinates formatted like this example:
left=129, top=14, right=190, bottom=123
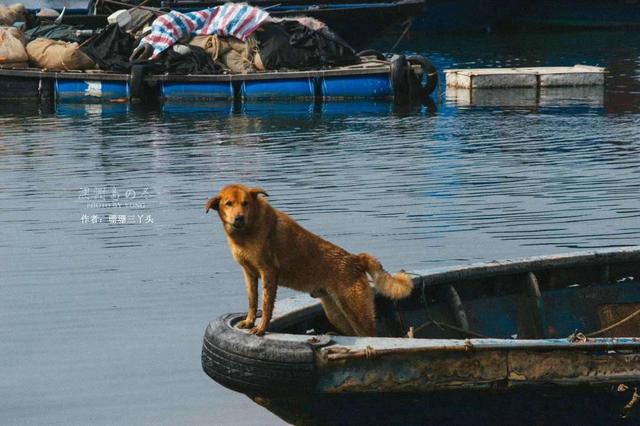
left=357, top=253, right=413, bottom=299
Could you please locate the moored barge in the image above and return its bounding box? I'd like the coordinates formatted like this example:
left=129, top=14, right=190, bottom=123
left=0, top=55, right=437, bottom=104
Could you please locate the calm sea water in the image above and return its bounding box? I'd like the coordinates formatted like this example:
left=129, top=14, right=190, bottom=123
left=2, top=30, right=640, bottom=425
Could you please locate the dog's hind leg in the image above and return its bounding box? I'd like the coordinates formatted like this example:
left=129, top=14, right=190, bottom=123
left=320, top=295, right=356, bottom=336
left=237, top=267, right=258, bottom=329
left=333, top=280, right=377, bottom=337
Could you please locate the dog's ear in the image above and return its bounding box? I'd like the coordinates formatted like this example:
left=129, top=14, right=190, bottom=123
left=249, top=187, right=268, bottom=199
left=205, top=196, right=221, bottom=213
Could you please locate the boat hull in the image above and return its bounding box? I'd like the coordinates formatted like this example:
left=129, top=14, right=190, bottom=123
left=203, top=313, right=640, bottom=425
left=0, top=60, right=432, bottom=104
left=257, top=388, right=639, bottom=425
left=202, top=248, right=640, bottom=424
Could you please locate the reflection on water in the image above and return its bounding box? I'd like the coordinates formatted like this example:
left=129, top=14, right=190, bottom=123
left=2, top=30, right=640, bottom=425
left=446, top=86, right=605, bottom=109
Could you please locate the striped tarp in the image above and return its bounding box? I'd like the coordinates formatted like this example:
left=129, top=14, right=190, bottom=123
left=141, top=3, right=270, bottom=59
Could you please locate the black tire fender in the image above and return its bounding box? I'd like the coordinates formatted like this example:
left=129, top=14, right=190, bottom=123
left=406, top=54, right=438, bottom=97
left=201, top=313, right=317, bottom=397
left=390, top=54, right=409, bottom=101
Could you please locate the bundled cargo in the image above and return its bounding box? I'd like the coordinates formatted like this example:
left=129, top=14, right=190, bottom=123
left=135, top=4, right=270, bottom=61
left=189, top=35, right=260, bottom=73
left=26, top=38, right=95, bottom=71
left=0, top=26, right=28, bottom=67
left=0, top=3, right=25, bottom=26
left=0, top=3, right=438, bottom=105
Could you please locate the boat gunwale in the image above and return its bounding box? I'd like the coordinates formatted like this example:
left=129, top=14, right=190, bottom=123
left=208, top=247, right=640, bottom=356
left=215, top=314, right=640, bottom=359
left=0, top=67, right=130, bottom=81
left=0, top=62, right=395, bottom=84
left=412, top=246, right=640, bottom=287
left=147, top=64, right=392, bottom=82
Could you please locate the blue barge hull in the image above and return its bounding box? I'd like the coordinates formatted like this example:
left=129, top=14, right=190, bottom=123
left=0, top=61, right=427, bottom=103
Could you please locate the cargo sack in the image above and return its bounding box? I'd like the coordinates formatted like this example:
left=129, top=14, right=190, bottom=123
left=190, top=35, right=258, bottom=73
left=27, top=38, right=95, bottom=70
left=0, top=3, right=25, bottom=26
left=5, top=26, right=25, bottom=45
left=0, top=26, right=28, bottom=67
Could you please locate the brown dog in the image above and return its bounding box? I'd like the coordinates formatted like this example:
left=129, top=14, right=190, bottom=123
left=206, top=184, right=413, bottom=336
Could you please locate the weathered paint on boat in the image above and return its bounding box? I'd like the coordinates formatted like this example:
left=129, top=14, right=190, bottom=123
left=55, top=79, right=130, bottom=102
left=202, top=247, right=640, bottom=425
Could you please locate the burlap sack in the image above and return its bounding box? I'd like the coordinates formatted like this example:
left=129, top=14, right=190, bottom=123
left=189, top=35, right=260, bottom=73
left=189, top=35, right=221, bottom=59
left=0, top=26, right=28, bottom=67
left=26, top=38, right=95, bottom=70
left=0, top=3, right=25, bottom=26
left=6, top=26, right=25, bottom=44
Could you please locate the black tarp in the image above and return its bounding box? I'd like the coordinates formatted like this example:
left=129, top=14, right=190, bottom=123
left=254, top=21, right=359, bottom=70
left=163, top=45, right=220, bottom=74
left=80, top=23, right=134, bottom=72
left=24, top=23, right=83, bottom=43
left=81, top=24, right=219, bottom=74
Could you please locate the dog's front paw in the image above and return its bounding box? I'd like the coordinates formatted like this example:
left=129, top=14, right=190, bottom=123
left=237, top=319, right=255, bottom=329
left=248, top=326, right=266, bottom=336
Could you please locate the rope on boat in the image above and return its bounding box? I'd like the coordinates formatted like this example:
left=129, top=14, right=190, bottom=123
left=404, top=269, right=640, bottom=340
left=408, top=306, right=640, bottom=341
left=622, top=388, right=640, bottom=419
left=364, top=345, right=376, bottom=359
left=389, top=18, right=414, bottom=53
left=408, top=319, right=491, bottom=339
left=585, top=305, right=640, bottom=337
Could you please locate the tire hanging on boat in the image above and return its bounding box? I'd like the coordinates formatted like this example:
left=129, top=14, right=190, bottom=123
left=406, top=54, right=438, bottom=97
left=390, top=54, right=410, bottom=102
left=128, top=64, right=145, bottom=102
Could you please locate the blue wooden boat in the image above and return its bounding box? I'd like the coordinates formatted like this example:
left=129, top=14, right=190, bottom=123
left=202, top=247, right=640, bottom=425
left=0, top=56, right=436, bottom=104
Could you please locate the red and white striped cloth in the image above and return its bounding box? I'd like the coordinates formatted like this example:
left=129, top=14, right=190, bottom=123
left=141, top=3, right=270, bottom=59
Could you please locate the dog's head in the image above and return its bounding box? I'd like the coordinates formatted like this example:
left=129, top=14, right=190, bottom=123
left=205, top=184, right=268, bottom=233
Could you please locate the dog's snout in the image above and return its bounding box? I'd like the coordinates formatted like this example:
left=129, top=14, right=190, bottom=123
left=233, top=215, right=245, bottom=227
